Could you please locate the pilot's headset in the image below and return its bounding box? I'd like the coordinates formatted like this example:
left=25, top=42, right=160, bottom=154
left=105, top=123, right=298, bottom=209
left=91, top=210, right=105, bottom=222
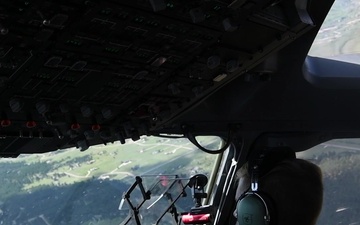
left=236, top=147, right=296, bottom=225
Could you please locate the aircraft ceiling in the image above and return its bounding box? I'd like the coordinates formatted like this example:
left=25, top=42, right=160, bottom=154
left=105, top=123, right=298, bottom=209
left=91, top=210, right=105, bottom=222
left=1, top=0, right=352, bottom=156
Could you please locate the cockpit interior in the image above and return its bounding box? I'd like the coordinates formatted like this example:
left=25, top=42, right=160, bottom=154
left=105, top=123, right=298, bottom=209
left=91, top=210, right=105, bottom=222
left=1, top=0, right=360, bottom=224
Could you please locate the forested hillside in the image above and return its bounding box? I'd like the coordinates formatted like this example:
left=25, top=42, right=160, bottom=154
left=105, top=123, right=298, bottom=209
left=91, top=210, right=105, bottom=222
left=0, top=137, right=219, bottom=225
left=299, top=139, right=360, bottom=225
left=1, top=136, right=360, bottom=225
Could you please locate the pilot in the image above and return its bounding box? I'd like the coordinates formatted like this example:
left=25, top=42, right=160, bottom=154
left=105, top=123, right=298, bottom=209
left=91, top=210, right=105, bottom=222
left=234, top=148, right=323, bottom=225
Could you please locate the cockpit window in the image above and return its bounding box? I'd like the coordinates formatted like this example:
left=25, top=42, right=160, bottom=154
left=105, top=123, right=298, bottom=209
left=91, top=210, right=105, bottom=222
left=0, top=136, right=221, bottom=225
left=308, top=0, right=360, bottom=63
left=297, top=139, right=360, bottom=224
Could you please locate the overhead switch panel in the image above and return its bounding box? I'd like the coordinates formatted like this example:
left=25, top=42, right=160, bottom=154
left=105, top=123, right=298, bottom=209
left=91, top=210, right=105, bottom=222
left=0, top=0, right=317, bottom=156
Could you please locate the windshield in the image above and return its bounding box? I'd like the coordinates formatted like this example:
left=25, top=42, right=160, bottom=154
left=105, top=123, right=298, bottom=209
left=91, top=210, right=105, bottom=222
left=297, top=139, right=360, bottom=224
left=308, top=0, right=360, bottom=63
left=0, top=136, right=221, bottom=225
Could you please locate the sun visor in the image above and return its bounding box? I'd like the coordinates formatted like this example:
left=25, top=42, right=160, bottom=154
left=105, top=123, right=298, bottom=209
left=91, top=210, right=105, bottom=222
left=303, top=56, right=360, bottom=89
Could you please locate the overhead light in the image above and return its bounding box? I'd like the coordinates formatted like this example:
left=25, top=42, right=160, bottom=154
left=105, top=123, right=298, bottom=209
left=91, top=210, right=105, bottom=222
left=36, top=101, right=50, bottom=115
left=207, top=55, right=221, bottom=69
left=151, top=57, right=167, bottom=67
left=213, top=74, right=227, bottom=82
left=149, top=0, right=166, bottom=12
left=81, top=105, right=94, bottom=117
left=9, top=98, right=24, bottom=113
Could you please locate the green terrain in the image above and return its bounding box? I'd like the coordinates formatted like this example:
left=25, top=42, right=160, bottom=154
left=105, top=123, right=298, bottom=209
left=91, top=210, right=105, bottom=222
left=298, top=139, right=360, bottom=225
left=0, top=136, right=219, bottom=225
left=309, top=0, right=360, bottom=58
